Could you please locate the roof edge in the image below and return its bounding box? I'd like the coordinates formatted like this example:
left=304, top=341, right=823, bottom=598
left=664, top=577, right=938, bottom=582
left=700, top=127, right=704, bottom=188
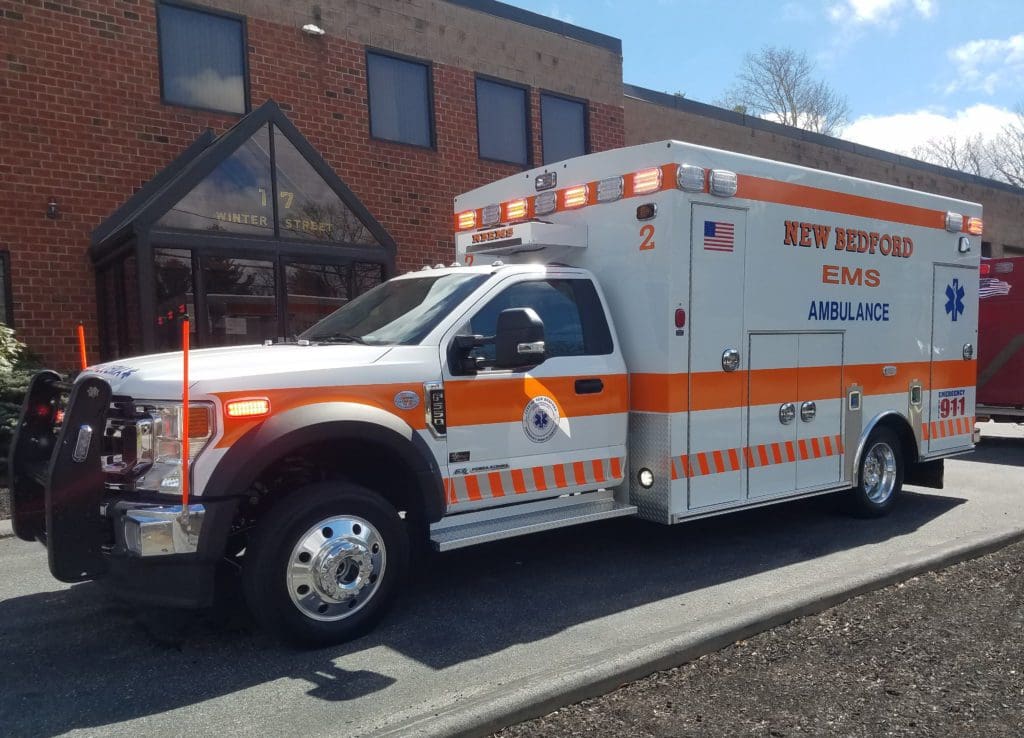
left=624, top=83, right=1024, bottom=198
left=445, top=0, right=621, bottom=54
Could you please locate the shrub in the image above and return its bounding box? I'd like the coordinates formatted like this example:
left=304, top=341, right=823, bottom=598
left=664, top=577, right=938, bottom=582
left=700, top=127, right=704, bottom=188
left=0, top=324, right=43, bottom=464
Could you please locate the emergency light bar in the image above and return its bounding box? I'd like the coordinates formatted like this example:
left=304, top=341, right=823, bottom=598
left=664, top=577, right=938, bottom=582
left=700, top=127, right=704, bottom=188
left=453, top=163, right=721, bottom=232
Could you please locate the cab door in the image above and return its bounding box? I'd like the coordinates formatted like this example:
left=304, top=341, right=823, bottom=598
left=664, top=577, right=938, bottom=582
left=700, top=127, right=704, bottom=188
left=440, top=274, right=628, bottom=510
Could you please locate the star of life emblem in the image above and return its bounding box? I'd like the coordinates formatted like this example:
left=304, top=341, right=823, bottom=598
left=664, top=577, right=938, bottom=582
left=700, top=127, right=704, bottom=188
left=522, top=396, right=559, bottom=443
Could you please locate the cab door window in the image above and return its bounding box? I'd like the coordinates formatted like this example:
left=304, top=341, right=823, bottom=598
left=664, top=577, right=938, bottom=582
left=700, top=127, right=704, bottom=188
left=465, top=278, right=612, bottom=367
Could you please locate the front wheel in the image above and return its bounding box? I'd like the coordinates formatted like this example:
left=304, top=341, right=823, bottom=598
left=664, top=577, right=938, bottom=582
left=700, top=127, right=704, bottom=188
left=242, top=482, right=409, bottom=647
left=846, top=427, right=904, bottom=517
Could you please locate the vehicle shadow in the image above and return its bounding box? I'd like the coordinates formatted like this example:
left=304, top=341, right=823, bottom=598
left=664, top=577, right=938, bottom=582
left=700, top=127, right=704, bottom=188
left=0, top=489, right=964, bottom=736
left=964, top=434, right=1024, bottom=467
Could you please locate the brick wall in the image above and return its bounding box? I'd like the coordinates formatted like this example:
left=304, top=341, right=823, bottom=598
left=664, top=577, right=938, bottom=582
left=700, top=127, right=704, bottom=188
left=624, top=93, right=1024, bottom=257
left=0, top=0, right=625, bottom=368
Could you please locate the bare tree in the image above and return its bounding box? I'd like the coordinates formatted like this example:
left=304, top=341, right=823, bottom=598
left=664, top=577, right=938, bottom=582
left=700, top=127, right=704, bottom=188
left=912, top=107, right=1024, bottom=188
left=989, top=108, right=1024, bottom=188
left=721, top=46, right=851, bottom=136
left=912, top=134, right=990, bottom=177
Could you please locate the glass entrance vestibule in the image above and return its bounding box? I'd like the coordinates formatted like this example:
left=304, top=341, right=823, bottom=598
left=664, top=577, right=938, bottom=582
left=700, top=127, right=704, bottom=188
left=91, top=100, right=396, bottom=360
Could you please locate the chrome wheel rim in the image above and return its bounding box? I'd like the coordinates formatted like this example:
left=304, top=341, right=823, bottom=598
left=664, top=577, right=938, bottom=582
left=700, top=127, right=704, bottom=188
left=862, top=442, right=897, bottom=504
left=287, top=515, right=386, bottom=622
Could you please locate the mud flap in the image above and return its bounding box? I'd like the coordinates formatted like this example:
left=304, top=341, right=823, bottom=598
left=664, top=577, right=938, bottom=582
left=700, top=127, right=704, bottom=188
left=8, top=370, right=62, bottom=542
left=906, top=458, right=944, bottom=490
left=45, top=376, right=112, bottom=582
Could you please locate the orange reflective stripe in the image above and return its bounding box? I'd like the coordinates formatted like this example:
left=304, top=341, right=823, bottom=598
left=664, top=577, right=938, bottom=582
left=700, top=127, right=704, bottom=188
left=610, top=457, right=623, bottom=480
left=811, top=437, right=822, bottom=458
left=727, top=448, right=741, bottom=471
left=573, top=461, right=587, bottom=486
left=511, top=468, right=527, bottom=494
left=465, top=475, right=482, bottom=502
left=487, top=471, right=505, bottom=498
left=697, top=453, right=710, bottom=476
left=771, top=443, right=783, bottom=464
left=630, top=373, right=688, bottom=413
left=798, top=439, right=809, bottom=460
left=743, top=446, right=757, bottom=468
left=784, top=441, right=796, bottom=463
left=691, top=372, right=746, bottom=412
left=758, top=445, right=770, bottom=466
left=680, top=456, right=693, bottom=478
left=591, top=459, right=606, bottom=483
left=737, top=174, right=949, bottom=230
left=214, top=383, right=428, bottom=447
left=553, top=464, right=568, bottom=489
left=446, top=374, right=627, bottom=427
left=532, top=466, right=548, bottom=492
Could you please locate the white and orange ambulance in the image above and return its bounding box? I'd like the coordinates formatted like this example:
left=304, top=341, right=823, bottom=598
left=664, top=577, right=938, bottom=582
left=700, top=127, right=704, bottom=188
left=10, top=140, right=981, bottom=645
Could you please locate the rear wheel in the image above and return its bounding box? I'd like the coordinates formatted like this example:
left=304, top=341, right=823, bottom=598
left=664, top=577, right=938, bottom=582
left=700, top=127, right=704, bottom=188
left=242, top=482, right=409, bottom=646
left=847, top=427, right=904, bottom=517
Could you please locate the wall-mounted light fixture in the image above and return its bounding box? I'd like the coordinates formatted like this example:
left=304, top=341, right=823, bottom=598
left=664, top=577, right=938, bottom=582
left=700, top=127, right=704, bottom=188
left=302, top=5, right=325, bottom=36
left=47, top=199, right=59, bottom=219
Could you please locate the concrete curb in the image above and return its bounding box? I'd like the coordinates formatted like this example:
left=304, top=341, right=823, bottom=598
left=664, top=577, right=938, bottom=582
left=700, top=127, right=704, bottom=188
left=0, top=518, right=13, bottom=539
left=379, top=527, right=1024, bottom=738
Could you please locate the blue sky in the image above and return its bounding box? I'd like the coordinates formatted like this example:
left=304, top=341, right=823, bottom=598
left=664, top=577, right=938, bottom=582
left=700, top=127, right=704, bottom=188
left=505, top=0, right=1024, bottom=155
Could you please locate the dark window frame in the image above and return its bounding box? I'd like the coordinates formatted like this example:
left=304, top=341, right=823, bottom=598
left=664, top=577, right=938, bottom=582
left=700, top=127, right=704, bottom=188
left=155, top=0, right=251, bottom=117
left=365, top=48, right=437, bottom=150
left=0, top=250, right=12, bottom=327
left=474, top=74, right=532, bottom=168
left=539, top=90, right=589, bottom=165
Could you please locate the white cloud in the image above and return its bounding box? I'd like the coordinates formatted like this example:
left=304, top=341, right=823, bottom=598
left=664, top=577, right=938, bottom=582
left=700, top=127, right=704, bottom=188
left=545, top=4, right=574, bottom=24
left=946, top=33, right=1024, bottom=95
left=828, top=0, right=934, bottom=27
left=841, top=104, right=1017, bottom=156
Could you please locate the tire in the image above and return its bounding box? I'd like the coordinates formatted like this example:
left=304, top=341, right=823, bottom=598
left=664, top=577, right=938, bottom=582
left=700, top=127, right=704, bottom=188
left=242, top=481, right=409, bottom=647
left=846, top=427, right=904, bottom=518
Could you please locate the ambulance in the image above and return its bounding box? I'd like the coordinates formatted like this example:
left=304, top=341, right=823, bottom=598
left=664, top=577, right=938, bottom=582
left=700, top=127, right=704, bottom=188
left=9, top=140, right=981, bottom=645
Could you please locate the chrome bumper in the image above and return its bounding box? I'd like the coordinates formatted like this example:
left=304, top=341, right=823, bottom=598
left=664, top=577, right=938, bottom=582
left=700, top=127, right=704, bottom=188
left=119, top=504, right=206, bottom=557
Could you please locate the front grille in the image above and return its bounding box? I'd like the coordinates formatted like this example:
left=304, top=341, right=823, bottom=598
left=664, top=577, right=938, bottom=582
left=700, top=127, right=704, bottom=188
left=101, top=396, right=156, bottom=485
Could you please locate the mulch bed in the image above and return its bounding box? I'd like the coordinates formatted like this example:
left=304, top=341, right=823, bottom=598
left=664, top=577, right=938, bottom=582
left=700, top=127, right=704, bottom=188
left=496, top=540, right=1024, bottom=737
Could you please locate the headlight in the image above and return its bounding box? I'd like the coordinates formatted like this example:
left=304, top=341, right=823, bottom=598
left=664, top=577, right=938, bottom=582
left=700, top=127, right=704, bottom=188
left=136, top=403, right=214, bottom=493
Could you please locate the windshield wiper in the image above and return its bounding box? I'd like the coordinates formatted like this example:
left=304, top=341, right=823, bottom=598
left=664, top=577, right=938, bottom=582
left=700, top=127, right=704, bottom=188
left=310, top=334, right=368, bottom=345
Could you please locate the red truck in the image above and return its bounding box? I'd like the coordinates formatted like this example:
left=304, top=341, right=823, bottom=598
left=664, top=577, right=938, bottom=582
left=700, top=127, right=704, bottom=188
left=978, top=256, right=1024, bottom=422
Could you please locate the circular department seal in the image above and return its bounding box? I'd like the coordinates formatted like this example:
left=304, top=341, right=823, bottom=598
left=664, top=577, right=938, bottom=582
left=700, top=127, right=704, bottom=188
left=522, top=396, right=559, bottom=443
left=393, top=390, right=420, bottom=411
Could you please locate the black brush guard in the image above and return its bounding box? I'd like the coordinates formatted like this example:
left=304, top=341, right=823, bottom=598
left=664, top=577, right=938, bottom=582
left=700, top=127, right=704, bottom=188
left=8, top=371, right=113, bottom=582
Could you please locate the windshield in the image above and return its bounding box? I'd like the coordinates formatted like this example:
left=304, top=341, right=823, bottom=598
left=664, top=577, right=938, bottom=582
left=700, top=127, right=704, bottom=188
left=300, top=272, right=487, bottom=345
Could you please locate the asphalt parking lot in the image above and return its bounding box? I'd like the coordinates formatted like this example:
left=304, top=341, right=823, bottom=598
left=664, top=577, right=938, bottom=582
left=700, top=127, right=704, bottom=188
left=1, top=423, right=1022, bottom=737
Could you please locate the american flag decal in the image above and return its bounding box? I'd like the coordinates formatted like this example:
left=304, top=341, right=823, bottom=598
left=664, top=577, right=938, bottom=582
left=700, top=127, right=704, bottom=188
left=703, top=220, right=735, bottom=252
left=979, top=277, right=1011, bottom=299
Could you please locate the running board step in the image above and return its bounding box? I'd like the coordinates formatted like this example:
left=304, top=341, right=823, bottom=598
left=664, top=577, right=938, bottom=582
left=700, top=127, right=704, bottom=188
left=430, top=492, right=637, bottom=551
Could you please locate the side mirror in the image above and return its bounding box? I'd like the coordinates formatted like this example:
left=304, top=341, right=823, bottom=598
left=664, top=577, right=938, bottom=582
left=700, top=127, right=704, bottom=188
left=495, top=307, right=545, bottom=369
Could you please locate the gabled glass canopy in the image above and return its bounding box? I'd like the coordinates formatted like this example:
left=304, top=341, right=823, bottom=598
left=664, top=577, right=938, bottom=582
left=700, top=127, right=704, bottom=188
left=91, top=100, right=396, bottom=359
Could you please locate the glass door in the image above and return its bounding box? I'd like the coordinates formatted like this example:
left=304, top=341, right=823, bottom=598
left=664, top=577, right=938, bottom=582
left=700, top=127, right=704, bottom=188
left=201, top=255, right=278, bottom=346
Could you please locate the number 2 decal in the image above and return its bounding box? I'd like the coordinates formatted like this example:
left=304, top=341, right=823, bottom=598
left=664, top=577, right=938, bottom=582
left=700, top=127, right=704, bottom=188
left=639, top=224, right=655, bottom=251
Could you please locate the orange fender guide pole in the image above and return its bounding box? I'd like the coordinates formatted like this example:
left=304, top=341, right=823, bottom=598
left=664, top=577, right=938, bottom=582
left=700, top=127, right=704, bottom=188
left=181, top=316, right=190, bottom=508
left=76, top=322, right=88, bottom=370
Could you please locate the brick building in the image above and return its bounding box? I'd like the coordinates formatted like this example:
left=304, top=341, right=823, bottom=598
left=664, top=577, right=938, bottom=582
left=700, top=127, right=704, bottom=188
left=0, top=0, right=623, bottom=366
left=1, top=0, right=1021, bottom=369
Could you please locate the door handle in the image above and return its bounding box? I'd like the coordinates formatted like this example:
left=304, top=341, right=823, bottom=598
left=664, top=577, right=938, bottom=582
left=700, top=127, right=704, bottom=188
left=575, top=378, right=604, bottom=394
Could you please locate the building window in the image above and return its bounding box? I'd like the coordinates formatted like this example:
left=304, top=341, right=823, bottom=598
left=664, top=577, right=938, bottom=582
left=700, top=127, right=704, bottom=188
left=157, top=2, right=247, bottom=115
left=366, top=51, right=433, bottom=148
left=0, top=251, right=11, bottom=327
left=476, top=78, right=529, bottom=166
left=541, top=93, right=587, bottom=165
